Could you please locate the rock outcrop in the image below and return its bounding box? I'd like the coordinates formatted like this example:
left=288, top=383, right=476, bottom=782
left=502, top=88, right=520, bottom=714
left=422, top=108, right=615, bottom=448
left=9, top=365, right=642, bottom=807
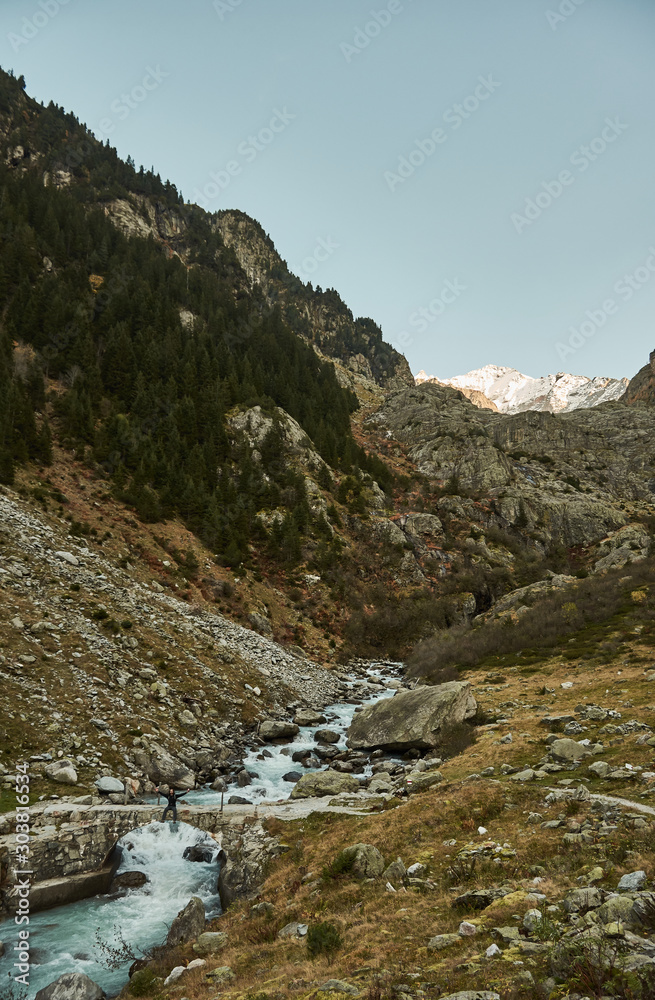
left=166, top=895, right=206, bottom=947
left=623, top=351, right=655, bottom=405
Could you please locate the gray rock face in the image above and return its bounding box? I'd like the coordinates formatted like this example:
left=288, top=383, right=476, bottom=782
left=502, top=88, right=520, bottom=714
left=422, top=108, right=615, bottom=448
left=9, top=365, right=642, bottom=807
left=166, top=895, right=205, bottom=947
left=347, top=682, right=476, bottom=751
left=290, top=770, right=360, bottom=799
left=595, top=525, right=650, bottom=572
left=35, top=973, right=105, bottom=1000
left=259, top=720, right=300, bottom=740
left=370, top=380, right=655, bottom=551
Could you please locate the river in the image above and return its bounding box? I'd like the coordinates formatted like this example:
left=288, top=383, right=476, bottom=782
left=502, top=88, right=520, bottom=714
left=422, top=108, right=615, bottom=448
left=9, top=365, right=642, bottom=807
left=0, top=661, right=401, bottom=998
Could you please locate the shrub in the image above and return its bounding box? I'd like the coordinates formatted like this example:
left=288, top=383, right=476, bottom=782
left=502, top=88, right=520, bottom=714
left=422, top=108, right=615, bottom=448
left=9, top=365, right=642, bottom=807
left=306, top=921, right=343, bottom=961
left=406, top=560, right=655, bottom=682
left=129, top=967, right=157, bottom=996
left=321, top=849, right=357, bottom=881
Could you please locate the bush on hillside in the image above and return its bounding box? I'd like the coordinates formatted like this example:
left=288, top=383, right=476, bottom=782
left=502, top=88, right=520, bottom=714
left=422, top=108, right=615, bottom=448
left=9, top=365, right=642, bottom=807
left=407, top=561, right=655, bottom=683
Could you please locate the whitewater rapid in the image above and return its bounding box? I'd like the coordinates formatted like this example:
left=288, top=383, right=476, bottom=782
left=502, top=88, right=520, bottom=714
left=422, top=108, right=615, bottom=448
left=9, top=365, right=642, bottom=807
left=0, top=822, right=222, bottom=999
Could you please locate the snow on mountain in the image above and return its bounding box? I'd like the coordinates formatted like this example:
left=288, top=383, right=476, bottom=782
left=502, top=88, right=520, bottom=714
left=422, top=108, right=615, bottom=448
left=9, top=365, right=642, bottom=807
left=415, top=365, right=629, bottom=414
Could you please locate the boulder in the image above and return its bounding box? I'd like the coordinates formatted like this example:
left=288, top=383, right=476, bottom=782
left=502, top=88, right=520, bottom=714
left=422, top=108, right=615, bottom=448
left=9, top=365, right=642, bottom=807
left=548, top=738, right=592, bottom=763
left=319, top=981, right=359, bottom=996
left=193, top=931, right=228, bottom=955
left=259, top=720, right=299, bottom=740
left=405, top=769, right=443, bottom=793
left=133, top=742, right=195, bottom=788
left=227, top=795, right=251, bottom=805
left=44, top=761, right=78, bottom=785
left=523, top=909, right=544, bottom=932
left=35, top=973, right=105, bottom=1000
left=458, top=921, right=477, bottom=936
left=183, top=845, right=215, bottom=863
left=588, top=761, right=612, bottom=778
left=382, top=858, right=407, bottom=884
left=206, top=966, right=235, bottom=983
left=539, top=715, right=575, bottom=731
left=597, top=894, right=637, bottom=927
left=55, top=550, right=79, bottom=567
left=595, top=525, right=650, bottom=572
left=562, top=887, right=602, bottom=913
left=438, top=993, right=501, bottom=1000
left=247, top=612, right=272, bottom=636
left=95, top=777, right=124, bottom=794
left=109, top=871, right=148, bottom=892
left=428, top=933, right=461, bottom=950
left=166, top=895, right=205, bottom=947
left=340, top=843, right=385, bottom=879
left=283, top=771, right=303, bottom=783
left=633, top=892, right=655, bottom=927
left=618, top=870, right=647, bottom=891
left=278, top=921, right=308, bottom=938
left=290, top=771, right=360, bottom=799
left=368, top=774, right=394, bottom=794
left=315, top=729, right=341, bottom=744
left=294, top=710, right=327, bottom=727
left=347, top=682, right=477, bottom=751
left=454, top=887, right=512, bottom=910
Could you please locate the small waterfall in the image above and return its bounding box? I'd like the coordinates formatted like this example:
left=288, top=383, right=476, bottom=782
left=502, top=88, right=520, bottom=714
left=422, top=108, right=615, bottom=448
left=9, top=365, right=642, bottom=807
left=0, top=822, right=222, bottom=1000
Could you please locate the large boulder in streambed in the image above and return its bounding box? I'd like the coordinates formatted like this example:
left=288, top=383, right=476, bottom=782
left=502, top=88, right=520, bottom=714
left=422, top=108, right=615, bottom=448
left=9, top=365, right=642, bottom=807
left=259, top=720, right=299, bottom=740
left=35, top=973, right=105, bottom=1000
left=290, top=770, right=360, bottom=799
left=109, top=870, right=148, bottom=892
left=347, top=682, right=477, bottom=752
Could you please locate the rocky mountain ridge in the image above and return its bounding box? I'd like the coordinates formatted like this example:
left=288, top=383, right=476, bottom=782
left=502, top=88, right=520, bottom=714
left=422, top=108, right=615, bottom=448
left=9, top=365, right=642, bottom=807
left=416, top=364, right=629, bottom=414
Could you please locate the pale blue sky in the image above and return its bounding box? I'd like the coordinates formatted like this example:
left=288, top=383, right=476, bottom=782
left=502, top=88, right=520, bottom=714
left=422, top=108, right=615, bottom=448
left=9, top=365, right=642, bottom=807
left=1, top=0, right=654, bottom=380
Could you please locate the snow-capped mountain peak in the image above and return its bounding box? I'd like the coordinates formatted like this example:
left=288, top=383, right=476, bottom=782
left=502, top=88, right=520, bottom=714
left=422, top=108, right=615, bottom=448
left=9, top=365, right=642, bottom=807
left=415, top=365, right=629, bottom=414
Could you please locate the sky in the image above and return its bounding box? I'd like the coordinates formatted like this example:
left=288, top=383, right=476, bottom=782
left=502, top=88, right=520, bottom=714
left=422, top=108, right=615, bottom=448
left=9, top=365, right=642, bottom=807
left=1, top=0, right=654, bottom=381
